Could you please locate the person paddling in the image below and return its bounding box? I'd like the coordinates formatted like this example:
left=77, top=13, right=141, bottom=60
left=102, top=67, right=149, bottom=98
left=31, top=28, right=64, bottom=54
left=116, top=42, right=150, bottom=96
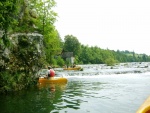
left=47, top=66, right=55, bottom=79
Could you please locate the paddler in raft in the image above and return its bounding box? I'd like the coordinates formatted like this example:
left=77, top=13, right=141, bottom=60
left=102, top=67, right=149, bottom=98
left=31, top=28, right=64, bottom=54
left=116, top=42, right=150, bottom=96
left=47, top=66, right=55, bottom=80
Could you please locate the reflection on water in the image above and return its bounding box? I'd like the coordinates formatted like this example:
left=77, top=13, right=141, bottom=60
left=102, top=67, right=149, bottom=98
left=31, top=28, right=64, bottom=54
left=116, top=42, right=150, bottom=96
left=0, top=83, right=67, bottom=113
left=1, top=65, right=150, bottom=113
left=59, top=74, right=150, bottom=113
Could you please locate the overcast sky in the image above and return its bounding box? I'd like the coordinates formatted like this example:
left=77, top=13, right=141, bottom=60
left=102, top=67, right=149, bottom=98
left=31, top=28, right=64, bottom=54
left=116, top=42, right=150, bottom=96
left=54, top=0, right=150, bottom=55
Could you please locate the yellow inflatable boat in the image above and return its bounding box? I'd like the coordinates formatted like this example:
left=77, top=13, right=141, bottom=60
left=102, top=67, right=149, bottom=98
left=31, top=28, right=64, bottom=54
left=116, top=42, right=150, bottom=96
left=136, top=96, right=150, bottom=113
left=63, top=66, right=82, bottom=70
left=39, top=77, right=68, bottom=84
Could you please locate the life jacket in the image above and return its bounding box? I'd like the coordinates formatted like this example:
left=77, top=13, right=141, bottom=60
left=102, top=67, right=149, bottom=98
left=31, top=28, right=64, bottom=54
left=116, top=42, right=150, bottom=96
left=49, top=69, right=55, bottom=77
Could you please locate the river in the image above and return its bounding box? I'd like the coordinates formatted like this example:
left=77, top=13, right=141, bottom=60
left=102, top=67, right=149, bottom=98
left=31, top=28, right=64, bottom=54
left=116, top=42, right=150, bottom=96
left=1, top=63, right=150, bottom=113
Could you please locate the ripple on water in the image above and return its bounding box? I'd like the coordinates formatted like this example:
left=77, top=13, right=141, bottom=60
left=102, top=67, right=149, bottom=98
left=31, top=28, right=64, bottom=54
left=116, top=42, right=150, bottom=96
left=1, top=72, right=150, bottom=113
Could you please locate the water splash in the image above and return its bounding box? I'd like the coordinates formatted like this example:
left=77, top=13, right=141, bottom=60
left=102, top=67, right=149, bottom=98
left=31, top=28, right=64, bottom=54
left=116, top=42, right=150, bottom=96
left=55, top=62, right=150, bottom=77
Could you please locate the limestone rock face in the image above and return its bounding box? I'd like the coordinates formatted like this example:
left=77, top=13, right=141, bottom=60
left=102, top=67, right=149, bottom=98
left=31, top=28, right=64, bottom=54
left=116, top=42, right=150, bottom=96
left=0, top=33, right=44, bottom=76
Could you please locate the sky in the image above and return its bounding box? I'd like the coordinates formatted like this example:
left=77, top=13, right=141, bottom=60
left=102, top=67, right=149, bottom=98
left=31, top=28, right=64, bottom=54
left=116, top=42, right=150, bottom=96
left=54, top=0, right=150, bottom=55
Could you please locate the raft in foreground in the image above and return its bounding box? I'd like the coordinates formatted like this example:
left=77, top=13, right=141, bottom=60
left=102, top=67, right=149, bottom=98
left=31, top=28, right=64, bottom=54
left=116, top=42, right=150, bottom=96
left=136, top=96, right=150, bottom=113
left=39, top=77, right=68, bottom=84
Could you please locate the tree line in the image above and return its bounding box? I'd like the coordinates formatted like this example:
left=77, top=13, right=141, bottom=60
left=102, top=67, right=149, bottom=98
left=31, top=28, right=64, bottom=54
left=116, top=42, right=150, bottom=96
left=62, top=35, right=150, bottom=66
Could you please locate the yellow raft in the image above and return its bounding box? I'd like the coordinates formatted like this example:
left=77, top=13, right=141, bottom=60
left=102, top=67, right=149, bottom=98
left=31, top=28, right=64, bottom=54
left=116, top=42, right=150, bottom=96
left=136, top=96, right=150, bottom=113
left=39, top=77, right=68, bottom=84
left=63, top=66, right=82, bottom=70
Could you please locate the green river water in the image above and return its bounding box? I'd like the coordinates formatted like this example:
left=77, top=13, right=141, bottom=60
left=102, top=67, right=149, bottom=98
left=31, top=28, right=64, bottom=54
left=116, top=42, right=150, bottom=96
left=0, top=61, right=150, bottom=113
left=0, top=72, right=150, bottom=113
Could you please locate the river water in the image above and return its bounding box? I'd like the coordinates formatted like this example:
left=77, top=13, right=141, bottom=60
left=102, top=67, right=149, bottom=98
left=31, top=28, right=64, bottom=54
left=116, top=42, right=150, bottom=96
left=1, top=63, right=150, bottom=113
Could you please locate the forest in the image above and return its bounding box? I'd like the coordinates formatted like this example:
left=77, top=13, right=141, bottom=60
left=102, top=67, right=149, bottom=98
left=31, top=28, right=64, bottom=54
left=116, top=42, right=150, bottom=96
left=0, top=0, right=150, bottom=93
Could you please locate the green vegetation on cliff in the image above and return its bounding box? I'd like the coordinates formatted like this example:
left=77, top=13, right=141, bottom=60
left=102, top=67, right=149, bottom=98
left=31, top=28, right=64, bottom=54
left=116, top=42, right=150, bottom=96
left=0, top=0, right=61, bottom=93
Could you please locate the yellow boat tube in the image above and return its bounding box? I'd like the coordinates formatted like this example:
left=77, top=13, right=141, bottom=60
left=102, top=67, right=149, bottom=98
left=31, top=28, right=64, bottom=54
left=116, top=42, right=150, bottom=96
left=39, top=77, right=68, bottom=84
left=136, top=96, right=150, bottom=113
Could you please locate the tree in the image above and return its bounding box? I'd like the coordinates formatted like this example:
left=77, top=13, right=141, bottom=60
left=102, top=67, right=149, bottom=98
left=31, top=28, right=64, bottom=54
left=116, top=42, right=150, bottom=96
left=0, top=0, right=20, bottom=46
left=56, top=56, right=65, bottom=67
left=0, top=0, right=61, bottom=93
left=105, top=58, right=116, bottom=66
left=29, top=0, right=62, bottom=65
left=63, top=35, right=81, bottom=56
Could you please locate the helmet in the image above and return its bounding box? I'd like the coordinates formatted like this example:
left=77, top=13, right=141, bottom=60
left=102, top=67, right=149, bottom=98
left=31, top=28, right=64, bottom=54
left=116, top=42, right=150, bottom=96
left=48, top=66, right=52, bottom=69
